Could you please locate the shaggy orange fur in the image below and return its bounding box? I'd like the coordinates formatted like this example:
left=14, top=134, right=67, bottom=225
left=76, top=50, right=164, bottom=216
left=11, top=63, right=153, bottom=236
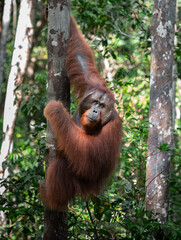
left=40, top=16, right=122, bottom=210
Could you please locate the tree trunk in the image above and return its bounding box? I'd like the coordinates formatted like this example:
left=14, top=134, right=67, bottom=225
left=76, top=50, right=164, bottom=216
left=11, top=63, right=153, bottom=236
left=12, top=0, right=17, bottom=34
left=0, top=0, right=34, bottom=184
left=145, top=0, right=176, bottom=224
left=0, top=0, right=35, bottom=226
left=0, top=0, right=12, bottom=101
left=43, top=0, right=70, bottom=239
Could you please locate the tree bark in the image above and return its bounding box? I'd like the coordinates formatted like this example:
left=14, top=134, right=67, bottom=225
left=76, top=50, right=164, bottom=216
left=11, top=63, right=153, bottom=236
left=0, top=0, right=34, bottom=181
left=43, top=0, right=70, bottom=239
left=145, top=0, right=176, bottom=224
left=0, top=0, right=12, bottom=101
left=12, top=0, right=17, bottom=34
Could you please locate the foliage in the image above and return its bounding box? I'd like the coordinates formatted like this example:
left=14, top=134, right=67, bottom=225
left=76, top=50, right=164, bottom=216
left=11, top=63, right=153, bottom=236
left=0, top=72, right=47, bottom=238
left=0, top=0, right=181, bottom=239
left=68, top=192, right=181, bottom=239
left=0, top=134, right=45, bottom=239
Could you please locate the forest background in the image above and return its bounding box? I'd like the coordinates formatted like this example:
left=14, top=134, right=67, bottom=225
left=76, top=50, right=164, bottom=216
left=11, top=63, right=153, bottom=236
left=0, top=0, right=181, bottom=239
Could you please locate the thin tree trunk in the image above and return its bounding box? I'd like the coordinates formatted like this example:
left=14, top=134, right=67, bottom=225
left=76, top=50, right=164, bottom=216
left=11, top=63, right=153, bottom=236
left=43, top=0, right=70, bottom=239
left=0, top=0, right=12, bottom=101
left=145, top=0, right=176, bottom=224
left=12, top=0, right=17, bottom=34
left=0, top=0, right=34, bottom=182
